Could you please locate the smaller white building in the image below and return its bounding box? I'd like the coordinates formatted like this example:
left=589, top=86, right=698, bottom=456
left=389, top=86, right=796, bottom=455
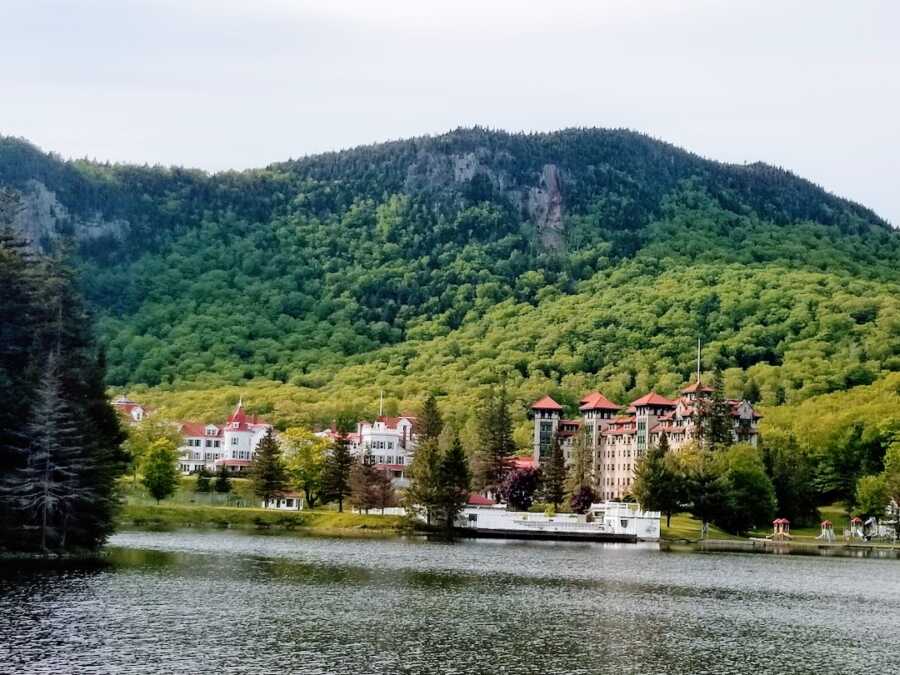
left=112, top=396, right=150, bottom=424
left=261, top=493, right=304, bottom=511
left=317, top=414, right=418, bottom=486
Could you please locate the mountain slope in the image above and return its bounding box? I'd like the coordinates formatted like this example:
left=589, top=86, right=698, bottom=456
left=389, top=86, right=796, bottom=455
left=1, top=128, right=898, bottom=427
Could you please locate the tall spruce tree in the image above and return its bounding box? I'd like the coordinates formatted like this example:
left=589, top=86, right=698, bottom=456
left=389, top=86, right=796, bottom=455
left=541, top=434, right=566, bottom=509
left=697, top=370, right=734, bottom=450
left=435, top=435, right=471, bottom=532
left=251, top=429, right=287, bottom=504
left=322, top=428, right=354, bottom=512
left=473, top=384, right=515, bottom=492
left=407, top=393, right=444, bottom=522
left=2, top=354, right=92, bottom=551
left=565, top=424, right=593, bottom=496
left=0, top=229, right=126, bottom=552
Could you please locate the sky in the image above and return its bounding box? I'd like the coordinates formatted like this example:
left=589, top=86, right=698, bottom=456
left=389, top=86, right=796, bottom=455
left=1, top=0, right=898, bottom=225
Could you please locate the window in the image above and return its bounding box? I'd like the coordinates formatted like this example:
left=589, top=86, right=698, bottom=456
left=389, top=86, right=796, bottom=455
left=214, top=441, right=220, bottom=448
left=232, top=437, right=238, bottom=446
left=205, top=440, right=212, bottom=447
left=285, top=499, right=294, bottom=508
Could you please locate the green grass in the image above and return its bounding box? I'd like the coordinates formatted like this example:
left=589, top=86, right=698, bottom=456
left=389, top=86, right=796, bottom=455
left=660, top=513, right=741, bottom=542
left=119, top=502, right=410, bottom=534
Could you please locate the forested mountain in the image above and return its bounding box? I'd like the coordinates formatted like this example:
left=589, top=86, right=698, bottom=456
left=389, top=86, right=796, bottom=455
left=1, top=128, right=898, bottom=430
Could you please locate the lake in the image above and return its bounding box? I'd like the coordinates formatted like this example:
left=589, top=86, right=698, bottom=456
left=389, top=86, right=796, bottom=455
left=2, top=530, right=899, bottom=674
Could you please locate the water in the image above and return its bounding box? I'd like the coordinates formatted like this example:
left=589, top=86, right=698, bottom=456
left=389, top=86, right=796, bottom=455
left=2, top=530, right=899, bottom=674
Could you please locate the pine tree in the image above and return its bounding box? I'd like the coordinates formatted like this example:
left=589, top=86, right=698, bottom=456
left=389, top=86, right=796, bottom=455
left=142, top=439, right=179, bottom=504
left=407, top=393, right=445, bottom=522
left=1, top=354, right=92, bottom=551
left=473, top=384, right=515, bottom=491
left=565, top=424, right=592, bottom=496
left=697, top=370, right=734, bottom=450
left=435, top=435, right=471, bottom=532
left=322, top=432, right=354, bottom=512
left=214, top=465, right=232, bottom=493
left=251, top=429, right=287, bottom=504
left=349, top=458, right=375, bottom=513
left=195, top=466, right=212, bottom=493
left=418, top=393, right=443, bottom=443
left=541, top=434, right=566, bottom=509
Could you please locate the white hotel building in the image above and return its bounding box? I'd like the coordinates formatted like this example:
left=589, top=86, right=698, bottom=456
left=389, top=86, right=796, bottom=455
left=317, top=415, right=418, bottom=485
left=176, top=401, right=272, bottom=474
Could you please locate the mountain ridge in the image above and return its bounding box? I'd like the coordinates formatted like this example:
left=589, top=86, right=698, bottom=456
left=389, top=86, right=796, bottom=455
left=1, top=127, right=898, bottom=428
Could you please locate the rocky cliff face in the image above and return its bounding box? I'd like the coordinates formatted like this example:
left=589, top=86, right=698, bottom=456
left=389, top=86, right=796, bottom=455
left=405, top=150, right=566, bottom=250
left=527, top=164, right=565, bottom=251
left=8, top=180, right=128, bottom=251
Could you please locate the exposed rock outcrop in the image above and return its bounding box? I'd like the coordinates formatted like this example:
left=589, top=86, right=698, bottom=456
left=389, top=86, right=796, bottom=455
left=9, top=180, right=128, bottom=251
left=527, top=164, right=565, bottom=251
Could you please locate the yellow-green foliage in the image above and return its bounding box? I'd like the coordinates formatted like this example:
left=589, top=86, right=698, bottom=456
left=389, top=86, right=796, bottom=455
left=761, top=372, right=900, bottom=449
left=119, top=503, right=408, bottom=533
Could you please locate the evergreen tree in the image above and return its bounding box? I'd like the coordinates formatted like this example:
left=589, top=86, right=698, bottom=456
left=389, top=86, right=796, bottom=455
left=565, top=424, right=593, bottom=496
left=435, top=435, right=471, bottom=532
left=195, top=465, right=212, bottom=493
left=473, top=384, right=515, bottom=491
left=632, top=433, right=683, bottom=527
left=697, top=370, right=734, bottom=450
left=349, top=457, right=377, bottom=514
left=214, top=465, right=232, bottom=493
left=540, top=434, right=566, bottom=509
left=142, top=439, right=179, bottom=504
left=322, top=429, right=354, bottom=512
left=418, top=393, right=443, bottom=443
left=1, top=354, right=92, bottom=551
left=407, top=393, right=444, bottom=522
left=251, top=429, right=287, bottom=504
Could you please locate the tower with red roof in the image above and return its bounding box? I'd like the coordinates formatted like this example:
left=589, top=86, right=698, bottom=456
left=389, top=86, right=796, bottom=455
left=531, top=395, right=563, bottom=465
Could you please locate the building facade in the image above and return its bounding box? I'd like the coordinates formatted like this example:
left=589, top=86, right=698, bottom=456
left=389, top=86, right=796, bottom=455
left=316, top=415, right=418, bottom=485
left=176, top=400, right=272, bottom=474
left=531, top=380, right=761, bottom=500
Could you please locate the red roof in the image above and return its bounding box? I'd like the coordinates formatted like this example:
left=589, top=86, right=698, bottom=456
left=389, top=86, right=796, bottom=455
left=467, top=493, right=495, bottom=506
left=682, top=380, right=715, bottom=394
left=772, top=518, right=790, bottom=525
left=821, top=520, right=833, bottom=527
left=227, top=401, right=249, bottom=430
left=179, top=421, right=221, bottom=437
left=531, top=395, right=563, bottom=411
left=579, top=391, right=621, bottom=411
left=511, top=456, right=535, bottom=470
left=851, top=516, right=863, bottom=523
left=630, top=392, right=677, bottom=408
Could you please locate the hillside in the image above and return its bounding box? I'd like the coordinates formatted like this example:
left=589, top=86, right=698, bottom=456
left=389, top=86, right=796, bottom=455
left=1, top=127, right=899, bottom=430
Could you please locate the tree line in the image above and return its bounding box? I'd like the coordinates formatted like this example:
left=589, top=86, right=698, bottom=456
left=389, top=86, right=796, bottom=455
left=0, top=192, right=127, bottom=553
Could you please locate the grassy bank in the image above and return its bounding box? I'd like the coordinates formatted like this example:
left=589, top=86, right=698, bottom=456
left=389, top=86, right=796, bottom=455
left=119, top=502, right=411, bottom=535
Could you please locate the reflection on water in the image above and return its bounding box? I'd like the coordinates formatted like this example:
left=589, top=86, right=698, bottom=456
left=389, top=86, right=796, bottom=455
left=2, top=530, right=899, bottom=674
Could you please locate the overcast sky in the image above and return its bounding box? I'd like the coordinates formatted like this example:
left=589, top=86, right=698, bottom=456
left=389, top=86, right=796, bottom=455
left=1, top=1, right=897, bottom=224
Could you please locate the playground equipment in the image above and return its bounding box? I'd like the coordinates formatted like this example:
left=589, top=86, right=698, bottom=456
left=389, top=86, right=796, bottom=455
left=816, top=520, right=835, bottom=542
left=769, top=518, right=792, bottom=541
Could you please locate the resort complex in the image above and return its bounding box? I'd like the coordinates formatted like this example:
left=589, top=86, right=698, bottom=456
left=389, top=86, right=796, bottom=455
left=532, top=380, right=761, bottom=500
